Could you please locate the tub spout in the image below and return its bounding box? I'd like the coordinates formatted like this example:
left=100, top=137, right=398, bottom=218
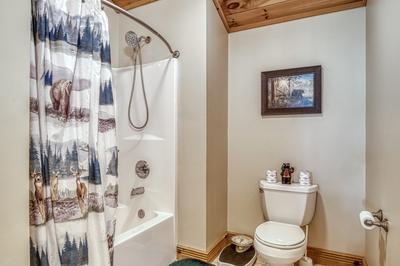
left=131, top=187, right=145, bottom=197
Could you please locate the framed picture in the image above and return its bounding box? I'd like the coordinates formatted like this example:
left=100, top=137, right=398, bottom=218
left=261, top=65, right=321, bottom=116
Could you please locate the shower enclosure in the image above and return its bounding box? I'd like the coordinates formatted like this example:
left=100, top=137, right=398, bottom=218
left=112, top=58, right=177, bottom=266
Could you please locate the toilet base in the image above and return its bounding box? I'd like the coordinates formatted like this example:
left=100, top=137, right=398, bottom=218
left=254, top=237, right=305, bottom=266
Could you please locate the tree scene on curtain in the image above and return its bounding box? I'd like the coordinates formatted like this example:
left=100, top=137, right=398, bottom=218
left=30, top=0, right=118, bottom=265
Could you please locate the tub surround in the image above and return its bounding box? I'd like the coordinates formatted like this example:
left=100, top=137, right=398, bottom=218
left=112, top=58, right=178, bottom=265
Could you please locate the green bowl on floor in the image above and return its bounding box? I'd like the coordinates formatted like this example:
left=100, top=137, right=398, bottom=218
left=169, top=259, right=214, bottom=266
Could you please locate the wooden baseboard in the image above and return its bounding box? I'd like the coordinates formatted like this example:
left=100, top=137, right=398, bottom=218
left=177, top=232, right=365, bottom=266
left=176, top=233, right=230, bottom=263
left=307, top=247, right=364, bottom=266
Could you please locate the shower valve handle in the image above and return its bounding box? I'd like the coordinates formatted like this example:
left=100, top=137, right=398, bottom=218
left=135, top=160, right=150, bottom=179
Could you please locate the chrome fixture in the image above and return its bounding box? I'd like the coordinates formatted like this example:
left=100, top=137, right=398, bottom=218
left=138, top=209, right=145, bottom=219
left=125, top=31, right=151, bottom=49
left=371, top=209, right=384, bottom=222
left=126, top=31, right=150, bottom=130
left=131, top=187, right=145, bottom=197
left=364, top=219, right=389, bottom=233
left=135, top=160, right=150, bottom=179
left=101, top=0, right=180, bottom=58
left=364, top=209, right=389, bottom=233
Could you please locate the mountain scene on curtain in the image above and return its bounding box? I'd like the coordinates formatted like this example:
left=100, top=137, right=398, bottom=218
left=32, top=10, right=111, bottom=64
left=30, top=238, right=50, bottom=266
left=100, top=80, right=114, bottom=105
left=30, top=94, right=91, bottom=124
left=29, top=136, right=108, bottom=224
left=59, top=233, right=89, bottom=266
left=30, top=1, right=118, bottom=265
left=42, top=67, right=93, bottom=92
left=105, top=147, right=118, bottom=208
left=30, top=232, right=89, bottom=266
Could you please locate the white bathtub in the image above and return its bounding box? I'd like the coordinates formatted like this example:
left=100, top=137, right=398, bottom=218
left=114, top=204, right=175, bottom=266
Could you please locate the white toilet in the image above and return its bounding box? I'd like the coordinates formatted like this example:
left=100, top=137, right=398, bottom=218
left=254, top=181, right=318, bottom=266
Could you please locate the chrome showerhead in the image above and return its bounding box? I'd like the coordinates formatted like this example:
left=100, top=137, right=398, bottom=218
left=125, top=31, right=139, bottom=48
left=125, top=31, right=152, bottom=49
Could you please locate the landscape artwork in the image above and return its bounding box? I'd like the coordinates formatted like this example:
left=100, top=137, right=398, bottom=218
left=262, top=66, right=321, bottom=115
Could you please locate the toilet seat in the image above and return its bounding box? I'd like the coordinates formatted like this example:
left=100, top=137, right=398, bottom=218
left=255, top=221, right=305, bottom=250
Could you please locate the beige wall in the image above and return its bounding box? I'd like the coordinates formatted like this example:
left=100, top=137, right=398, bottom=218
left=206, top=0, right=228, bottom=251
left=366, top=0, right=400, bottom=265
left=0, top=1, right=30, bottom=265
left=113, top=0, right=228, bottom=251
left=228, top=9, right=366, bottom=255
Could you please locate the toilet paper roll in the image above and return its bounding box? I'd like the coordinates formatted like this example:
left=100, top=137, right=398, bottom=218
left=299, top=171, right=312, bottom=179
left=359, top=211, right=376, bottom=230
left=266, top=170, right=277, bottom=178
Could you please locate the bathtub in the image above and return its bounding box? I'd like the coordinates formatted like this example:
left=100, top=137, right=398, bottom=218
left=114, top=204, right=175, bottom=266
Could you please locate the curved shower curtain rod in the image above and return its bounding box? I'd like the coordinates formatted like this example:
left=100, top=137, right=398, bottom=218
left=101, top=0, right=180, bottom=58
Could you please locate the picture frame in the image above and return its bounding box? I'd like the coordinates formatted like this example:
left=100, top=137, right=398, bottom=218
left=261, top=65, right=322, bottom=116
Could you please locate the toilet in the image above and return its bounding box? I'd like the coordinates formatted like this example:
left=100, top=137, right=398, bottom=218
left=254, top=181, right=318, bottom=266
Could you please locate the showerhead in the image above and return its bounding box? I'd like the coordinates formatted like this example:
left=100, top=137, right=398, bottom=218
left=125, top=31, right=152, bottom=49
left=125, top=31, right=139, bottom=48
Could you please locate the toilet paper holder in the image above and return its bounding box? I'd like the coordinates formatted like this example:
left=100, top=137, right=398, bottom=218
left=365, top=209, right=389, bottom=232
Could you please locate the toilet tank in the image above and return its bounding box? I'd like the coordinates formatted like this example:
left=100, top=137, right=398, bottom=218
left=259, top=180, right=318, bottom=226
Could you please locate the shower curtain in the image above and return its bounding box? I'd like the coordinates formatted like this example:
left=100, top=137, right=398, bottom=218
left=30, top=0, right=118, bottom=265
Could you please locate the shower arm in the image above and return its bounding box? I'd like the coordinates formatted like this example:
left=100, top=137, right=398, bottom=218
left=101, top=0, right=180, bottom=58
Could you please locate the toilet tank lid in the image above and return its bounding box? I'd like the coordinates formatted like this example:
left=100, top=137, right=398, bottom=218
left=259, top=181, right=318, bottom=193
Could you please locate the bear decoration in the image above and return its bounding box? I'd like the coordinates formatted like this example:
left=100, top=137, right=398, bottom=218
left=281, top=163, right=295, bottom=185
left=50, top=79, right=72, bottom=119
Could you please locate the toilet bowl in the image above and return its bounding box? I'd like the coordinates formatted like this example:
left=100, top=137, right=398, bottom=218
left=254, top=221, right=306, bottom=266
left=255, top=181, right=318, bottom=266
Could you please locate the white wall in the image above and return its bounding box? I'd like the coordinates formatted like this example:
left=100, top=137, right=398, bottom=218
left=206, top=0, right=228, bottom=250
left=228, top=9, right=366, bottom=255
left=0, top=1, right=30, bottom=265
left=366, top=0, right=400, bottom=265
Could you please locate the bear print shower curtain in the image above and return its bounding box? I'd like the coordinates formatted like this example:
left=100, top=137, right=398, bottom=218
left=30, top=0, right=118, bottom=265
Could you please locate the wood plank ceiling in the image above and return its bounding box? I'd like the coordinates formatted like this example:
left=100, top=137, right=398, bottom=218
left=112, top=0, right=367, bottom=33
left=111, top=0, right=158, bottom=10
left=213, top=0, right=367, bottom=32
